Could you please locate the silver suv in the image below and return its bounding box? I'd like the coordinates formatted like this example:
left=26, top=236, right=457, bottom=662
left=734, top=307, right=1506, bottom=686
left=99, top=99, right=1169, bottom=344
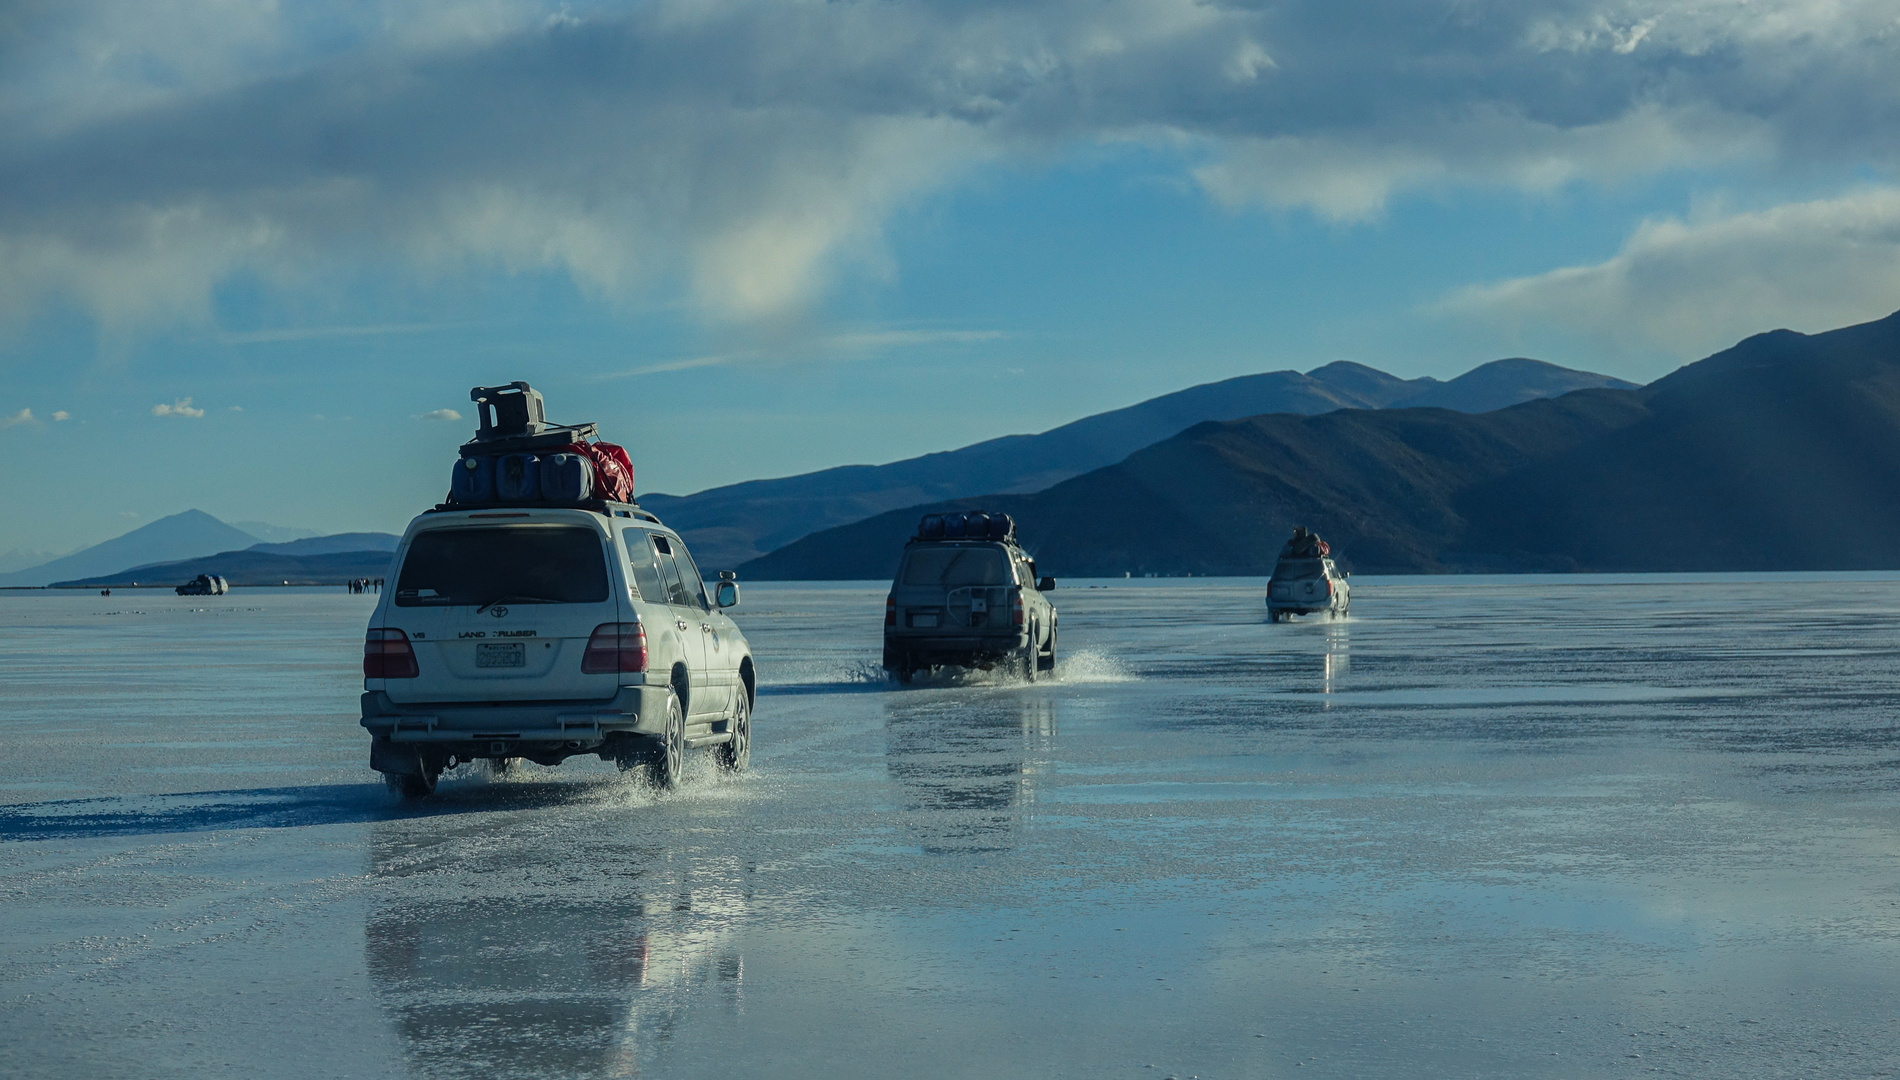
left=883, top=512, right=1056, bottom=682
left=361, top=503, right=753, bottom=796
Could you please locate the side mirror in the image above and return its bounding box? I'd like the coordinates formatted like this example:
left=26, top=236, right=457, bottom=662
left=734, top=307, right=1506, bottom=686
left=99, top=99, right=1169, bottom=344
left=715, top=580, right=740, bottom=608
left=1037, top=577, right=1056, bottom=591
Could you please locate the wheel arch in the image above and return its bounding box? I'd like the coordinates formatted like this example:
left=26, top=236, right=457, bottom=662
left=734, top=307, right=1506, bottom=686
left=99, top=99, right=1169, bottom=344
left=670, top=662, right=690, bottom=713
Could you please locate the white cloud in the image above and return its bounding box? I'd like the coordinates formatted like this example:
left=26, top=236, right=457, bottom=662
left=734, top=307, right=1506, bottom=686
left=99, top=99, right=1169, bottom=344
left=0, top=0, right=1898, bottom=329
left=417, top=408, right=462, bottom=421
left=51, top=410, right=69, bottom=421
left=226, top=405, right=241, bottom=411
left=1442, top=187, right=1900, bottom=356
left=151, top=397, right=206, bottom=418
left=214, top=321, right=455, bottom=345
left=596, top=326, right=1009, bottom=379
left=1196, top=105, right=1772, bottom=223
left=1, top=408, right=35, bottom=428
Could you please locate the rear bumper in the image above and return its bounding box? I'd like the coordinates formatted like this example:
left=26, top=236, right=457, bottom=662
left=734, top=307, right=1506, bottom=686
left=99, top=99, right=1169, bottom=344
left=883, top=631, right=1028, bottom=668
left=360, top=685, right=669, bottom=757
left=1266, top=594, right=1344, bottom=614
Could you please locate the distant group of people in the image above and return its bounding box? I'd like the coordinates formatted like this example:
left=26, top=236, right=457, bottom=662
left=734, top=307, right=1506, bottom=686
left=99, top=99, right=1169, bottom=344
left=348, top=577, right=384, bottom=594
left=1278, top=525, right=1331, bottom=560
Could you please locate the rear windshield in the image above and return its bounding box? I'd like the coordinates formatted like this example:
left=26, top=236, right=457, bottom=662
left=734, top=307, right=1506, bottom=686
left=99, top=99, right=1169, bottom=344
left=901, top=545, right=1013, bottom=588
left=394, top=526, right=608, bottom=607
left=1272, top=558, right=1326, bottom=580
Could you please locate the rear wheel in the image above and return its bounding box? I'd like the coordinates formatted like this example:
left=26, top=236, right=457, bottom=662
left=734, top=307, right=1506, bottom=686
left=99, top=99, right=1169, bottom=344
left=1019, top=631, right=1039, bottom=682
left=653, top=689, right=686, bottom=790
left=894, top=663, right=914, bottom=685
left=1039, top=629, right=1057, bottom=673
left=716, top=691, right=750, bottom=772
left=384, top=766, right=437, bottom=798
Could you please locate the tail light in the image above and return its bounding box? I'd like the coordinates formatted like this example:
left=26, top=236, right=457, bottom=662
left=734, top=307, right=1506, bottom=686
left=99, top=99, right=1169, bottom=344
left=885, top=595, right=896, bottom=627
left=583, top=622, right=648, bottom=674
left=1012, top=590, right=1025, bottom=627
left=1323, top=578, right=1334, bottom=597
left=364, top=628, right=418, bottom=679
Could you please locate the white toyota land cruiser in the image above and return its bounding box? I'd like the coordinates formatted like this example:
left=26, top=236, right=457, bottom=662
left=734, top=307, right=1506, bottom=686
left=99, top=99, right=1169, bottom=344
left=360, top=385, right=753, bottom=796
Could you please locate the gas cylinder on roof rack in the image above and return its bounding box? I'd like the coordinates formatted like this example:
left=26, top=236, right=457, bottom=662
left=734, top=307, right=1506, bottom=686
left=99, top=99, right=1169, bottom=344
left=443, top=381, right=636, bottom=506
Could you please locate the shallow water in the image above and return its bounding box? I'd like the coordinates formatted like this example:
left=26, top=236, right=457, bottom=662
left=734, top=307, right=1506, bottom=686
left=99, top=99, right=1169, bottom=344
left=3, top=575, right=1900, bottom=1078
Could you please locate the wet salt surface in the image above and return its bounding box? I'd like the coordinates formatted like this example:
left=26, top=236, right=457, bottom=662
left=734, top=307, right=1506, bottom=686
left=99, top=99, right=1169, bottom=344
left=4, top=575, right=1900, bottom=1077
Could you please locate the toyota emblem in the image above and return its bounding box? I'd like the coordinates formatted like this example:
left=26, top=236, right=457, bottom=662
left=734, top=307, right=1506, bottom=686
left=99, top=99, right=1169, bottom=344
left=489, top=605, right=509, bottom=618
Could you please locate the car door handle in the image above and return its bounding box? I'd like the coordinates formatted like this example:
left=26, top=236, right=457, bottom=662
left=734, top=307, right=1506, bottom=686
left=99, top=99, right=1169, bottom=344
left=675, top=618, right=689, bottom=631
left=700, top=623, right=713, bottom=632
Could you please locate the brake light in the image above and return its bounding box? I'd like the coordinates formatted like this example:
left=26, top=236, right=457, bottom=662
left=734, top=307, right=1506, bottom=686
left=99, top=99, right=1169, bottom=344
left=886, top=595, right=896, bottom=627
left=364, top=628, right=418, bottom=679
left=1011, top=590, right=1025, bottom=627
left=583, top=622, right=648, bottom=674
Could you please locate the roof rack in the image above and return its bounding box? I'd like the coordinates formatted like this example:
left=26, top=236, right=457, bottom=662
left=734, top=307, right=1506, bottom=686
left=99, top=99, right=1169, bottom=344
left=426, top=499, right=656, bottom=523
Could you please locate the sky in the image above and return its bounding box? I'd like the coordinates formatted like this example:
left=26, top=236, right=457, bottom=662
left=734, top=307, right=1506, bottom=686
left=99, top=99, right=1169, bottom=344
left=3, top=0, right=1900, bottom=556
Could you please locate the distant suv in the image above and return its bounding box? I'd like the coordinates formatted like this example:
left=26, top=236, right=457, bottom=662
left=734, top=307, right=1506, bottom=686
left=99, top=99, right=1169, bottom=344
left=1266, top=550, right=1350, bottom=621
left=361, top=502, right=754, bottom=795
left=883, top=512, right=1056, bottom=682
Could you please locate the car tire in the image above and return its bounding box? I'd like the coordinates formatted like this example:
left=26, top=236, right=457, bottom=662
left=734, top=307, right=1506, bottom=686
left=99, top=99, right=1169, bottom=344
left=653, top=688, right=686, bottom=790
left=716, top=691, right=750, bottom=773
left=894, top=663, right=914, bottom=685
left=1039, top=629, right=1057, bottom=673
left=385, top=766, right=436, bottom=798
left=1020, top=632, right=1038, bottom=683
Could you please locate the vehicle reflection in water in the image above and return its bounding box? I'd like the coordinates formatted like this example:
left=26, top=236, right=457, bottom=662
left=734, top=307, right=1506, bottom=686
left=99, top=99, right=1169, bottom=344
left=1323, top=622, right=1350, bottom=699
left=363, top=822, right=747, bottom=1078
left=885, top=695, right=1057, bottom=854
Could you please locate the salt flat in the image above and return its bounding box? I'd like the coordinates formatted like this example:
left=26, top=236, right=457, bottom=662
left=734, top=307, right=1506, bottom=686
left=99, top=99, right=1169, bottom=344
left=3, top=576, right=1899, bottom=1079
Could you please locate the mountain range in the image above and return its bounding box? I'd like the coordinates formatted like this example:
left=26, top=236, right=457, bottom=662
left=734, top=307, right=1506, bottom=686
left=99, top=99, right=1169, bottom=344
left=0, top=510, right=265, bottom=588
left=641, top=357, right=1634, bottom=569
left=738, top=310, right=1900, bottom=578
left=0, top=511, right=400, bottom=588
left=55, top=549, right=396, bottom=589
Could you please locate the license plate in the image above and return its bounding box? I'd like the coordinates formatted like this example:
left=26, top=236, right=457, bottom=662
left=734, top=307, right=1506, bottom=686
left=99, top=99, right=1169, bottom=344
left=910, top=613, right=938, bottom=628
left=476, top=643, right=525, bottom=668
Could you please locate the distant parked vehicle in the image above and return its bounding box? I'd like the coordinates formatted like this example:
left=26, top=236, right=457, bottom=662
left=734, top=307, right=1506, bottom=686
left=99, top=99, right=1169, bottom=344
left=175, top=574, right=228, bottom=596
left=1267, top=527, right=1349, bottom=621
left=883, top=511, right=1057, bottom=682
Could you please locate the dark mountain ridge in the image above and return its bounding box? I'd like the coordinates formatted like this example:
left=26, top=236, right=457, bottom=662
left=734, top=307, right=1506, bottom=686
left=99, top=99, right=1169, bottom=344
left=738, top=310, right=1900, bottom=579
left=1458, top=312, right=1900, bottom=571
left=55, top=549, right=396, bottom=588
left=643, top=357, right=1634, bottom=568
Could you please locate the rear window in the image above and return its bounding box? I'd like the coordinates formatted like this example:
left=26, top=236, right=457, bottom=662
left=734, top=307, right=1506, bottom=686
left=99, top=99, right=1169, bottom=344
left=1273, top=558, right=1326, bottom=580
left=901, top=545, right=1013, bottom=588
left=394, top=526, right=608, bottom=607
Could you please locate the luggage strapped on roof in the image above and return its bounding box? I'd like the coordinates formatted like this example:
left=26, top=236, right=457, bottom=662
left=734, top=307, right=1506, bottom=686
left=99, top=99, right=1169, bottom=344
left=444, top=382, right=637, bottom=509
left=913, top=511, right=1016, bottom=543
